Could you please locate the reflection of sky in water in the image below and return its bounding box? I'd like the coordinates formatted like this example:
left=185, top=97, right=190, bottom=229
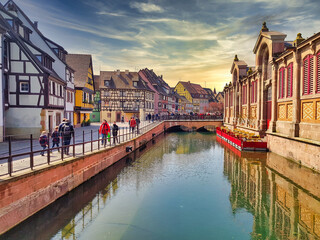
left=4, top=132, right=320, bottom=240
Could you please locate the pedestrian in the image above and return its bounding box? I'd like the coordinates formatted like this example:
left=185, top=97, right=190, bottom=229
left=121, top=116, right=124, bottom=123
left=130, top=117, right=136, bottom=133
left=61, top=119, right=74, bottom=155
left=58, top=118, right=67, bottom=134
left=112, top=121, right=119, bottom=144
left=148, top=113, right=151, bottom=123
left=51, top=126, right=60, bottom=152
left=136, top=117, right=140, bottom=134
left=99, top=119, right=110, bottom=146
left=39, top=131, right=48, bottom=156
left=152, top=114, right=154, bottom=122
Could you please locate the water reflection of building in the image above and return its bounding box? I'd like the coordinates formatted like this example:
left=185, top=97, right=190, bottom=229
left=224, top=146, right=320, bottom=240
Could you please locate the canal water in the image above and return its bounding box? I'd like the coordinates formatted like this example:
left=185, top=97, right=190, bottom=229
left=2, top=132, right=320, bottom=239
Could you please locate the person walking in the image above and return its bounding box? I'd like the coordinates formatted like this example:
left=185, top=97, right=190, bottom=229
left=99, top=119, right=110, bottom=146
left=112, top=121, right=119, bottom=145
left=148, top=113, right=151, bottom=123
left=130, top=117, right=136, bottom=133
left=136, top=117, right=140, bottom=134
left=39, top=131, right=48, bottom=156
left=58, top=118, right=67, bottom=134
left=61, top=120, right=74, bottom=155
left=51, top=126, right=60, bottom=152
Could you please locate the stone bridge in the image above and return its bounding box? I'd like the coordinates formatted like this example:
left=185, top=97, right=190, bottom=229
left=164, top=120, right=223, bottom=132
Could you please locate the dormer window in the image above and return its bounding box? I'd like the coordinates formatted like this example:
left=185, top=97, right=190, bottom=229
left=36, top=55, right=42, bottom=63
left=104, top=80, right=110, bottom=87
left=6, top=19, right=13, bottom=27
left=133, top=81, right=138, bottom=87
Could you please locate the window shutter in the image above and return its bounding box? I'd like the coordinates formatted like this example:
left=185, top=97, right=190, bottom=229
left=287, top=64, right=293, bottom=97
left=310, top=56, right=314, bottom=93
left=303, top=58, right=308, bottom=95
left=317, top=53, right=320, bottom=93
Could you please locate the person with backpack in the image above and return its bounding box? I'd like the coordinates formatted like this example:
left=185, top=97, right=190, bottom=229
left=61, top=119, right=74, bottom=155
left=58, top=118, right=67, bottom=135
left=99, top=119, right=110, bottom=146
left=51, top=126, right=60, bottom=152
left=112, top=121, right=119, bottom=145
left=130, top=117, right=136, bottom=133
left=39, top=131, right=48, bottom=156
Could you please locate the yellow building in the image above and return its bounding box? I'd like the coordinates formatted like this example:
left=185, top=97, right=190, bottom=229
left=175, top=81, right=208, bottom=113
left=66, top=54, right=95, bottom=127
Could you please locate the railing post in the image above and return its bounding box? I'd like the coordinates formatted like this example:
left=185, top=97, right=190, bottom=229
left=47, top=133, right=50, bottom=165
left=98, top=130, right=100, bottom=150
left=82, top=130, right=85, bottom=155
left=73, top=133, right=75, bottom=157
left=30, top=134, right=34, bottom=170
left=91, top=130, right=93, bottom=152
left=8, top=136, right=12, bottom=176
left=61, top=135, right=64, bottom=161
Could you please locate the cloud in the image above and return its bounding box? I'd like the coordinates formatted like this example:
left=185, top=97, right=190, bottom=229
left=130, top=2, right=164, bottom=13
left=96, top=11, right=125, bottom=17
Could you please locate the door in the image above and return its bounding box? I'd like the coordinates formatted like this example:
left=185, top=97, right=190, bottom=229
left=116, top=112, right=121, bottom=122
left=266, top=87, right=272, bottom=130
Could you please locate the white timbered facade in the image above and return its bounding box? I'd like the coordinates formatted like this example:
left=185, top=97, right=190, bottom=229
left=1, top=1, right=74, bottom=136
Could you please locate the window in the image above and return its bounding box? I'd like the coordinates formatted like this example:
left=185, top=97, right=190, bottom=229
left=52, top=82, right=55, bottom=95
left=317, top=52, right=320, bottom=93
left=279, top=67, right=285, bottom=99
left=242, top=85, right=247, bottom=104
left=60, top=85, right=63, bottom=97
left=133, top=81, right=137, bottom=87
left=20, top=82, right=29, bottom=93
left=6, top=19, right=13, bottom=27
left=303, top=55, right=314, bottom=95
left=230, top=90, right=233, bottom=106
left=104, top=80, right=109, bottom=87
left=251, top=80, right=258, bottom=103
left=287, top=63, right=293, bottom=97
left=83, top=92, right=87, bottom=103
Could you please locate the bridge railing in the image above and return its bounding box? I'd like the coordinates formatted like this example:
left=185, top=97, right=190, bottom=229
left=0, top=116, right=223, bottom=177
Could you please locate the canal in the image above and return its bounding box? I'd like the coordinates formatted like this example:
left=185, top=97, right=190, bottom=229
left=1, top=132, right=320, bottom=239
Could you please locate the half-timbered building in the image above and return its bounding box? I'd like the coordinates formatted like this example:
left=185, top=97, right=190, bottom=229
left=66, top=54, right=95, bottom=128
left=1, top=1, right=72, bottom=136
left=98, top=70, right=154, bottom=122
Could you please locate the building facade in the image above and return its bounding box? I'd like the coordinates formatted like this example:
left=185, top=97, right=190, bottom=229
left=2, top=1, right=71, bottom=136
left=223, top=22, right=320, bottom=169
left=90, top=75, right=101, bottom=122
left=66, top=54, right=95, bottom=128
left=175, top=81, right=209, bottom=114
left=98, top=70, right=154, bottom=122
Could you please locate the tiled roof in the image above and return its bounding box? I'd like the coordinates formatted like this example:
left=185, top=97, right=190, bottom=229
left=66, top=54, right=92, bottom=88
left=179, top=81, right=208, bottom=98
left=139, top=68, right=168, bottom=95
left=99, top=70, right=153, bottom=92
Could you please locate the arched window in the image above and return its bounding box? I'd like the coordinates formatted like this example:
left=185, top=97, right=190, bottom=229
left=303, top=55, right=314, bottom=95
left=287, top=63, right=293, bottom=97
left=279, top=67, right=285, bottom=99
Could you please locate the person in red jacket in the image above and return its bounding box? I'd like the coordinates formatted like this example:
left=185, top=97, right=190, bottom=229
left=130, top=117, right=136, bottom=133
left=99, top=119, right=110, bottom=146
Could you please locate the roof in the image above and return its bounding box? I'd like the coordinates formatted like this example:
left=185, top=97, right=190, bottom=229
left=94, top=75, right=100, bottom=91
left=66, top=54, right=92, bottom=88
left=139, top=68, right=168, bottom=95
left=99, top=70, right=154, bottom=92
left=178, top=81, right=208, bottom=98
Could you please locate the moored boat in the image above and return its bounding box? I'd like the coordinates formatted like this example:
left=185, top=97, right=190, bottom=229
left=216, top=127, right=268, bottom=152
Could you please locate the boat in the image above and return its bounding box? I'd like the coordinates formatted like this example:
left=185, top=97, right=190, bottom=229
left=216, top=127, right=268, bottom=152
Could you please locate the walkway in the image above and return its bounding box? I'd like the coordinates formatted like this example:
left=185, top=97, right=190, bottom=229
left=0, top=120, right=157, bottom=177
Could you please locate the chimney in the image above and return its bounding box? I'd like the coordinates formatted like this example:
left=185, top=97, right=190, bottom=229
left=125, top=69, right=129, bottom=74
left=116, top=69, right=120, bottom=75
left=294, top=33, right=305, bottom=47
left=34, top=21, right=38, bottom=29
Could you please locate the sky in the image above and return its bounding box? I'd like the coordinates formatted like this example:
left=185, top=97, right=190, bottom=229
left=4, top=0, right=320, bottom=91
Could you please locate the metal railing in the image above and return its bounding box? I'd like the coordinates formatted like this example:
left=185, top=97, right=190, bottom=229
left=0, top=115, right=223, bottom=177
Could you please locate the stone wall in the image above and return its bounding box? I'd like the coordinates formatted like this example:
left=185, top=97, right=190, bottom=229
left=267, top=133, right=320, bottom=172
